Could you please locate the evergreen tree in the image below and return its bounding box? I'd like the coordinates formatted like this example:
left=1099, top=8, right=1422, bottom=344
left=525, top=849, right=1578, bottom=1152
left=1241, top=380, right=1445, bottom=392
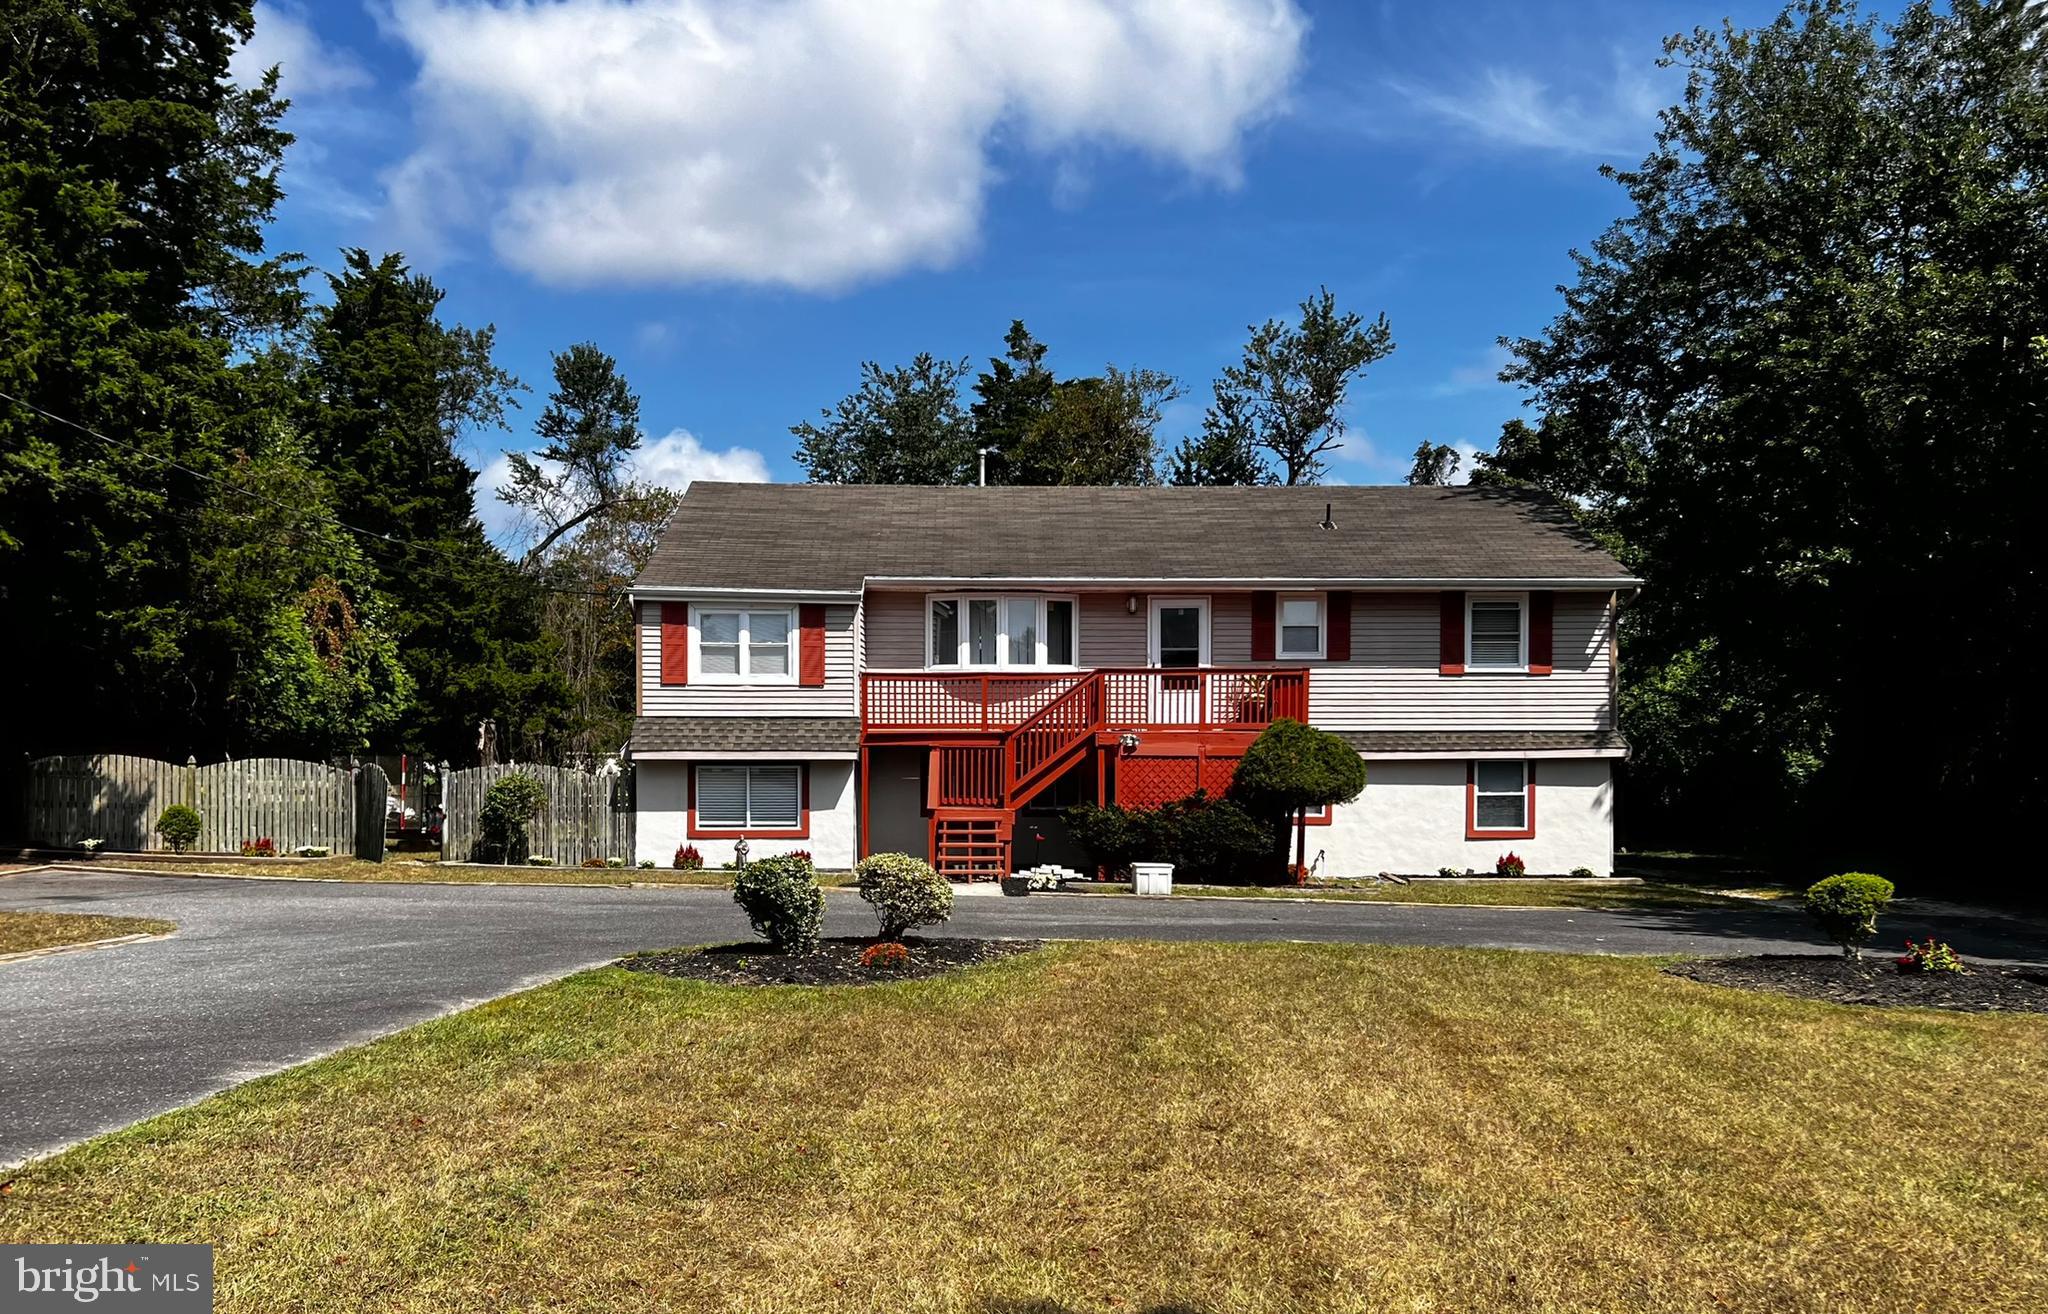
left=792, top=354, right=977, bottom=485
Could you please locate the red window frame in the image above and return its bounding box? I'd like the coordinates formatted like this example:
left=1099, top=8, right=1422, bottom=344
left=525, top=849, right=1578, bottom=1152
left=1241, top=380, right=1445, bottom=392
left=688, top=763, right=811, bottom=840
left=1465, top=760, right=1536, bottom=841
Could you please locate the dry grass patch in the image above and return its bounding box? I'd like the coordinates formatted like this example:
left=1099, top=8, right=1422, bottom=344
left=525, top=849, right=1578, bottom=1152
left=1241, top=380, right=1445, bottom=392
left=0, top=909, right=173, bottom=955
left=2, top=943, right=2043, bottom=1313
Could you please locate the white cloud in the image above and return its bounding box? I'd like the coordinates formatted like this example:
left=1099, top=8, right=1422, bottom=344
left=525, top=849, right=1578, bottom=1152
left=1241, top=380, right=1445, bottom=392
left=381, top=0, right=1307, bottom=290
left=231, top=2, right=372, bottom=100
left=1430, top=343, right=1514, bottom=397
left=1392, top=54, right=1664, bottom=156
left=477, top=428, right=771, bottom=548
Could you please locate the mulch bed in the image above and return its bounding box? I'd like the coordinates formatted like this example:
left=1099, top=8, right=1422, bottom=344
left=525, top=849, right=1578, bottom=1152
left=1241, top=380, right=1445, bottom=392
left=618, top=936, right=1042, bottom=987
left=1666, top=954, right=2048, bottom=1013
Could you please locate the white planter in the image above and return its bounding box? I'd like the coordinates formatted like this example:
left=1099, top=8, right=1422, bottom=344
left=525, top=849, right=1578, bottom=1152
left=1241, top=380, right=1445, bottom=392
left=1131, top=862, right=1174, bottom=896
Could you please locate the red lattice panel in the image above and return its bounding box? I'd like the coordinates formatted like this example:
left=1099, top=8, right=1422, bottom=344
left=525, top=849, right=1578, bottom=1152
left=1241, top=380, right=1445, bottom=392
left=1200, top=755, right=1241, bottom=797
left=1117, top=758, right=1200, bottom=810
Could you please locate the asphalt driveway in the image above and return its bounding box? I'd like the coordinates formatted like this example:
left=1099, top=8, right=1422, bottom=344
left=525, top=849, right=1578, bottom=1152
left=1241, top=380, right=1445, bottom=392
left=2, top=867, right=2040, bottom=1167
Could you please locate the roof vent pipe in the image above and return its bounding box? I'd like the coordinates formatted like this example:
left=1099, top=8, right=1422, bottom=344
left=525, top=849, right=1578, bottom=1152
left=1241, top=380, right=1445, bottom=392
left=1319, top=501, right=1335, bottom=530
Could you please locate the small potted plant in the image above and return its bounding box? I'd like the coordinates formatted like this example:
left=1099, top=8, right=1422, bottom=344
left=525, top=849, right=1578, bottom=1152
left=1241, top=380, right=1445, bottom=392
left=1495, top=852, right=1526, bottom=877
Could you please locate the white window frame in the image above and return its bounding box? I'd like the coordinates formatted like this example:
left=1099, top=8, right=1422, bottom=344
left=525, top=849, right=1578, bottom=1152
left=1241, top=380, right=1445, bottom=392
left=1470, top=760, right=1531, bottom=834
left=1465, top=592, right=1529, bottom=673
left=1147, top=596, right=1212, bottom=668
left=924, top=594, right=1080, bottom=671
left=688, top=605, right=798, bottom=685
left=1276, top=591, right=1327, bottom=661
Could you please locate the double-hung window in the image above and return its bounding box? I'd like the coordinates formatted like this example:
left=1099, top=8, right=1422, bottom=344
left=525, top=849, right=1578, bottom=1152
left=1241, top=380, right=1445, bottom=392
left=694, top=764, right=803, bottom=832
left=693, top=606, right=794, bottom=683
left=1469, top=760, right=1532, bottom=836
left=1277, top=593, right=1326, bottom=660
left=1466, top=594, right=1527, bottom=671
left=929, top=595, right=1077, bottom=668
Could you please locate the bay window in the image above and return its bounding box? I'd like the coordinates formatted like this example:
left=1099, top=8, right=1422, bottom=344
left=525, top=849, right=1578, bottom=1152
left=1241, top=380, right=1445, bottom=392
left=928, top=595, right=1078, bottom=668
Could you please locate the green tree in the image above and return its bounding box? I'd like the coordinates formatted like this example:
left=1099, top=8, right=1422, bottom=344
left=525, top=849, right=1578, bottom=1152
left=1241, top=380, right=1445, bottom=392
left=793, top=354, right=977, bottom=484
left=501, top=341, right=646, bottom=565
left=1205, top=288, right=1395, bottom=485
left=0, top=0, right=301, bottom=759
left=300, top=250, right=565, bottom=763
left=1498, top=0, right=2048, bottom=872
left=1008, top=367, right=1179, bottom=486
left=971, top=320, right=1056, bottom=475
left=1165, top=392, right=1272, bottom=486
left=1405, top=442, right=1463, bottom=486
left=1229, top=719, right=1368, bottom=877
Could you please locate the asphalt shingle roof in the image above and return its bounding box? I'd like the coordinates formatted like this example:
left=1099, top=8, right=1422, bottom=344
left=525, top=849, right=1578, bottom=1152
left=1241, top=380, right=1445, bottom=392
left=629, top=717, right=859, bottom=756
left=635, top=483, right=1635, bottom=593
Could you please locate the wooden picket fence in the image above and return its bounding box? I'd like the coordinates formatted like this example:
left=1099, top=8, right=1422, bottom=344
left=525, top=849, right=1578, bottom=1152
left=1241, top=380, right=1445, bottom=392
left=441, top=763, right=634, bottom=867
left=22, top=754, right=360, bottom=854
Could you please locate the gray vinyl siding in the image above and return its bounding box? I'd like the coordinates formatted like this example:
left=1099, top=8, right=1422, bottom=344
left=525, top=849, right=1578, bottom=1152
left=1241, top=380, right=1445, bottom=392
left=638, top=601, right=857, bottom=717
left=825, top=588, right=1615, bottom=732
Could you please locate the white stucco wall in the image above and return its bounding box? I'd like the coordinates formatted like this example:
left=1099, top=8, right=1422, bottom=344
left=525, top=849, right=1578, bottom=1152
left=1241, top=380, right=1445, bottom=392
left=635, top=760, right=858, bottom=870
left=1314, top=757, right=1613, bottom=877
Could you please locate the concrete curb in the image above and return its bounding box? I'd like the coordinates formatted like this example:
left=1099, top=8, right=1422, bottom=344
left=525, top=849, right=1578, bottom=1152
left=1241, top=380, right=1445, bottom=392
left=0, top=929, right=173, bottom=967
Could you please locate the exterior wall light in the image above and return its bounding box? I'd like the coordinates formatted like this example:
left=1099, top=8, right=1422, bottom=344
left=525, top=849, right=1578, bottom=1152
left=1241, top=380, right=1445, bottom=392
left=1126, top=594, right=1138, bottom=615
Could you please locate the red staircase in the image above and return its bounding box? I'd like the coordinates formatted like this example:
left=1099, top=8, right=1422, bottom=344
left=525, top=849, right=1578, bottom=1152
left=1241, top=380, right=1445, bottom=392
left=929, top=674, right=1105, bottom=879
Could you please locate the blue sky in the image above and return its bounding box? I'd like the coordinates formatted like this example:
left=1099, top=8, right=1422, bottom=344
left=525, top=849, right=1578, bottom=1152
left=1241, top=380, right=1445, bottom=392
left=238, top=0, right=1797, bottom=545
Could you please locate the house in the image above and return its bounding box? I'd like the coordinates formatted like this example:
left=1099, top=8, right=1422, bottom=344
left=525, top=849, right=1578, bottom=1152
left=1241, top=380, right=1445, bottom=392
left=627, top=483, right=1638, bottom=878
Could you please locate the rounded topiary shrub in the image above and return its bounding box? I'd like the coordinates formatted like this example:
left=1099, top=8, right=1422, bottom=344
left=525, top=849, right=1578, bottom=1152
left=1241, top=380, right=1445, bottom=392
left=155, top=804, right=202, bottom=854
left=855, top=852, right=953, bottom=940
left=1805, top=872, right=1895, bottom=957
left=733, top=853, right=823, bottom=952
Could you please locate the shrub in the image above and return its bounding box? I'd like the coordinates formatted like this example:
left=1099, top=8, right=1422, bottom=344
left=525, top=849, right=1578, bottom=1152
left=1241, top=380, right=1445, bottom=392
left=1437, top=866, right=1462, bottom=879
left=155, top=805, right=202, bottom=853
left=637, top=859, right=655, bottom=870
left=861, top=941, right=911, bottom=970
left=580, top=857, right=607, bottom=869
left=240, top=837, right=276, bottom=857
left=292, top=845, right=331, bottom=858
left=1569, top=866, right=1597, bottom=878
left=1897, top=937, right=1964, bottom=974
left=475, top=772, right=548, bottom=864
left=605, top=856, right=625, bottom=869
left=1804, top=872, right=1895, bottom=957
left=672, top=843, right=703, bottom=871
left=530, top=856, right=555, bottom=866
left=856, top=853, right=953, bottom=940
left=733, top=853, right=823, bottom=951
left=1496, top=852, right=1526, bottom=877
left=1065, top=793, right=1274, bottom=884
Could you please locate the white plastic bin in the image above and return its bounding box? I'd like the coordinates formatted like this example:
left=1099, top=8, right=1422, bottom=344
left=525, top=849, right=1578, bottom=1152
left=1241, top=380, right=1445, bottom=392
left=1131, top=862, right=1175, bottom=896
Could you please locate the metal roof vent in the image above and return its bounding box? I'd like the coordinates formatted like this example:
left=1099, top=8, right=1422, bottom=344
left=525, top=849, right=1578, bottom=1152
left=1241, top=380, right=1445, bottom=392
left=1319, top=501, right=1336, bottom=530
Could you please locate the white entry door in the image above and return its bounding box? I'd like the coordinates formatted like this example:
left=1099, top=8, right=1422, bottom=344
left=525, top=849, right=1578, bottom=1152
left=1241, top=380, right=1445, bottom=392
left=1147, top=597, right=1210, bottom=723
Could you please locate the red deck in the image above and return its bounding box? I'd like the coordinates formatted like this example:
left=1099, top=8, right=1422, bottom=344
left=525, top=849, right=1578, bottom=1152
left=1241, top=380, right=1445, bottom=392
left=859, top=668, right=1309, bottom=879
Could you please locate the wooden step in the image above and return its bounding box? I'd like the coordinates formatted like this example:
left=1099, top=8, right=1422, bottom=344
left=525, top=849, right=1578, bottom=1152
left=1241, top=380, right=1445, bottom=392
left=932, top=808, right=1013, bottom=882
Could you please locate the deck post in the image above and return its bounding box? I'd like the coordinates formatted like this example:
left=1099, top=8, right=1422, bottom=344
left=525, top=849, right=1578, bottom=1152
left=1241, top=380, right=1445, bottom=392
left=858, top=746, right=871, bottom=860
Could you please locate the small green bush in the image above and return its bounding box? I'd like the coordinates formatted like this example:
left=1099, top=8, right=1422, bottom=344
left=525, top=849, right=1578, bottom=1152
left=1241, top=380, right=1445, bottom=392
left=155, top=804, right=202, bottom=853
left=605, top=856, right=626, bottom=869
left=1436, top=866, right=1462, bottom=879
left=733, top=853, right=823, bottom=951
left=637, top=859, right=655, bottom=870
left=1805, top=872, right=1895, bottom=957
left=530, top=856, right=555, bottom=866
left=1569, top=866, right=1597, bottom=879
left=856, top=852, right=953, bottom=940
left=475, top=772, right=548, bottom=863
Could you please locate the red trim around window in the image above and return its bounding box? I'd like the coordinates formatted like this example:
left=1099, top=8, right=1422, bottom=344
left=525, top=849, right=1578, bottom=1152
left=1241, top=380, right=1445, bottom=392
left=688, top=763, right=811, bottom=840
left=1302, top=802, right=1333, bottom=827
left=1465, top=760, right=1536, bottom=840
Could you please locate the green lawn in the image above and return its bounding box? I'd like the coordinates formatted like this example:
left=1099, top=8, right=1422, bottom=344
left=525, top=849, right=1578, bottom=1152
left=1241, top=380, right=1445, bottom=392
left=0, top=909, right=173, bottom=955
left=3, top=942, right=2041, bottom=1312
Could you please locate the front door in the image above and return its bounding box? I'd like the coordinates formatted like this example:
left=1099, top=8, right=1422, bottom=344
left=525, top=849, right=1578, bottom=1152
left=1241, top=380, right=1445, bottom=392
left=1147, top=597, right=1210, bottom=723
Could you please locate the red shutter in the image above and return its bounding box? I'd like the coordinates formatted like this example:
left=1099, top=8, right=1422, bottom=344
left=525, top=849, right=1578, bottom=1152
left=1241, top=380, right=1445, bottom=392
left=660, top=603, right=689, bottom=685
left=1438, top=591, right=1465, bottom=675
left=798, top=604, right=827, bottom=687
left=1250, top=591, right=1276, bottom=662
left=1326, top=591, right=1352, bottom=663
left=1529, top=591, right=1554, bottom=676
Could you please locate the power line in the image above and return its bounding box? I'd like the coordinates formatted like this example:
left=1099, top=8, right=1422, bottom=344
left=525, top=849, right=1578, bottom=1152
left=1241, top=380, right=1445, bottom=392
left=0, top=386, right=644, bottom=601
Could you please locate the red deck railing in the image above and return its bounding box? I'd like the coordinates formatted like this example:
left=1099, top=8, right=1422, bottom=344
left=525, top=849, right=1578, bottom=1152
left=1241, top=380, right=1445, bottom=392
left=864, top=668, right=1308, bottom=735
